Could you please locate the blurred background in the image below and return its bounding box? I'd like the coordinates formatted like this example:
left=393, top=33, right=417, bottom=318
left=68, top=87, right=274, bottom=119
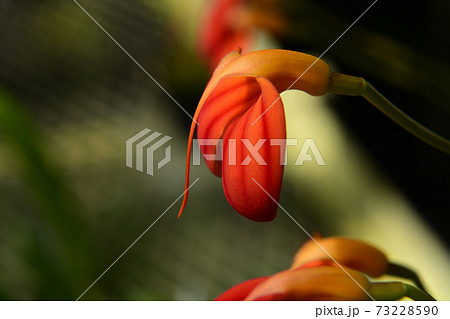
left=0, top=0, right=449, bottom=300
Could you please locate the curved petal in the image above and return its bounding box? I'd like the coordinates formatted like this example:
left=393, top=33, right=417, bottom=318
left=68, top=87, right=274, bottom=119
left=216, top=49, right=331, bottom=96
left=290, top=237, right=388, bottom=277
left=215, top=260, right=337, bottom=301
left=221, top=76, right=286, bottom=221
left=197, top=75, right=263, bottom=176
left=214, top=276, right=269, bottom=301
left=177, top=51, right=243, bottom=218
left=245, top=266, right=371, bottom=301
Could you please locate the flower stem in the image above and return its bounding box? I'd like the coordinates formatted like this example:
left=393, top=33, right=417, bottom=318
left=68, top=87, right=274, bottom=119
left=370, top=281, right=436, bottom=301
left=385, top=262, right=426, bottom=292
left=328, top=73, right=450, bottom=154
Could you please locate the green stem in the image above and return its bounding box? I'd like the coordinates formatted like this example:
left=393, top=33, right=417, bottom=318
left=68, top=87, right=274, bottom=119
left=370, top=281, right=436, bottom=301
left=404, top=283, right=436, bottom=301
left=385, top=262, right=426, bottom=292
left=328, top=73, right=450, bottom=154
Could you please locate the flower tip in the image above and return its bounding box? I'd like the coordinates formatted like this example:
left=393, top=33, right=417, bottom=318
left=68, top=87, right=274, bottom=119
left=245, top=211, right=277, bottom=222
left=177, top=192, right=189, bottom=219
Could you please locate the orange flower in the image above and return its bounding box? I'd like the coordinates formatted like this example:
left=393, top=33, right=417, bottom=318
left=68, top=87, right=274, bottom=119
left=290, top=236, right=431, bottom=293
left=197, top=0, right=286, bottom=70
left=214, top=237, right=435, bottom=301
left=178, top=49, right=331, bottom=221
left=244, top=265, right=371, bottom=301
left=197, top=0, right=254, bottom=70
left=215, top=261, right=372, bottom=301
